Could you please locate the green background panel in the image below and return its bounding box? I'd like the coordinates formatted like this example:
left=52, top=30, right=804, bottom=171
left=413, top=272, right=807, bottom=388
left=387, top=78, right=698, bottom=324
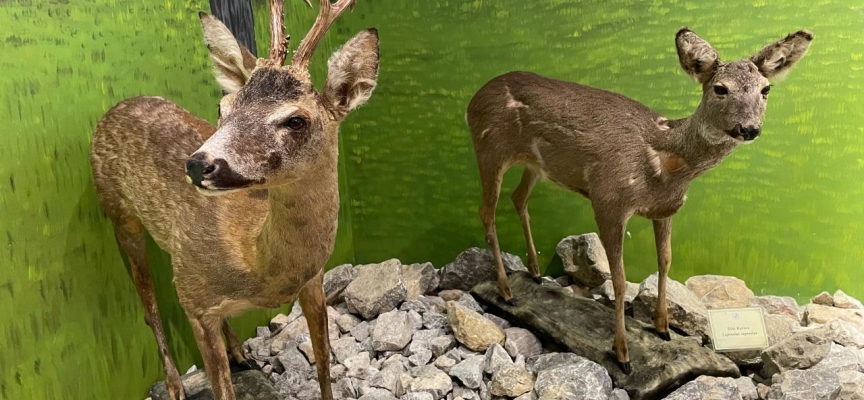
left=1, top=0, right=862, bottom=399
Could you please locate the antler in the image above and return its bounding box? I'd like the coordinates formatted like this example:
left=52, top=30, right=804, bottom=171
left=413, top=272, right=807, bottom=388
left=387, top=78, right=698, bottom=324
left=290, top=0, right=357, bottom=70
left=267, top=0, right=314, bottom=65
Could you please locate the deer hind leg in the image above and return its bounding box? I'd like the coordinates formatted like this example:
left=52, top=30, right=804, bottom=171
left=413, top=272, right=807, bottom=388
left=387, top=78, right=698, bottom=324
left=511, top=167, right=541, bottom=282
left=652, top=218, right=673, bottom=341
left=113, top=218, right=185, bottom=400
left=595, top=207, right=631, bottom=374
left=298, top=270, right=334, bottom=400
left=478, top=158, right=516, bottom=304
left=221, top=321, right=258, bottom=370
left=189, top=315, right=235, bottom=400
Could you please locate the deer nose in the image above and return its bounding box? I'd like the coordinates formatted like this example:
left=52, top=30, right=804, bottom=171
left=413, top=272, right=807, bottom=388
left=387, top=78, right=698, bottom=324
left=186, top=153, right=218, bottom=187
left=734, top=124, right=762, bottom=141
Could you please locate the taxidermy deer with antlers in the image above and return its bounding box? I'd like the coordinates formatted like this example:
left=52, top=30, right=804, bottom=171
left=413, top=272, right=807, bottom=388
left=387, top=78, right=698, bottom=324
left=466, top=28, right=812, bottom=373
left=90, top=0, right=377, bottom=398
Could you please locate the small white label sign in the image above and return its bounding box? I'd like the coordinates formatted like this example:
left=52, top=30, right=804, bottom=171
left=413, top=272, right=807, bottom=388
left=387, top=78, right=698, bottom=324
left=707, top=307, right=769, bottom=352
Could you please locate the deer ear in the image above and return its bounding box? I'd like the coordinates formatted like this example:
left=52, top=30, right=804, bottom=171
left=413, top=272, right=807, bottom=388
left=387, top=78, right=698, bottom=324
left=750, top=30, right=813, bottom=81
left=323, top=29, right=380, bottom=119
left=199, top=12, right=257, bottom=93
left=675, top=27, right=720, bottom=84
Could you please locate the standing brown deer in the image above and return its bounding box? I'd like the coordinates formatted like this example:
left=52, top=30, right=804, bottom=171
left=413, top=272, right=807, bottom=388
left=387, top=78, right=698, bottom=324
left=90, top=1, right=378, bottom=398
left=466, top=28, right=812, bottom=373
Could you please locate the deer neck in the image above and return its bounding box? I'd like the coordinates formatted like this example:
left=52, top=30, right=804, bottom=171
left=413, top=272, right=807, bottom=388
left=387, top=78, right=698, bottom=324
left=254, top=148, right=340, bottom=285
left=648, top=104, right=739, bottom=183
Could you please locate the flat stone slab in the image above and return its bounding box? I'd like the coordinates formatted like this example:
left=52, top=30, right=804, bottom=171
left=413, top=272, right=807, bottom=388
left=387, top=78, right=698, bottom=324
left=149, top=369, right=280, bottom=400
left=472, top=272, right=739, bottom=400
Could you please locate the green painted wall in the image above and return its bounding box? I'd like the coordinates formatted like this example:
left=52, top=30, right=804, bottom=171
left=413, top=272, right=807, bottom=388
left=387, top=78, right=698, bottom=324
left=1, top=0, right=862, bottom=399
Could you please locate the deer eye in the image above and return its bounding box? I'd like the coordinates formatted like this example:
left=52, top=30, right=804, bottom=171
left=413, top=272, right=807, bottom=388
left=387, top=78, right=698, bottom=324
left=285, top=116, right=307, bottom=131
left=761, top=86, right=771, bottom=96
left=713, top=86, right=728, bottom=96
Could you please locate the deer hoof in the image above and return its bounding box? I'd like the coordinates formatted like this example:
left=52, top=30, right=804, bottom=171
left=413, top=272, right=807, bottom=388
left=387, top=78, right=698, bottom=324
left=506, top=297, right=520, bottom=306
left=532, top=275, right=543, bottom=284
left=657, top=331, right=672, bottom=341
left=617, top=360, right=632, bottom=375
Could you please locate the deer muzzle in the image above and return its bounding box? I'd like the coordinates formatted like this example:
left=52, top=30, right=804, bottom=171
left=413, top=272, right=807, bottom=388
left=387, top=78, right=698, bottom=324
left=729, top=124, right=761, bottom=142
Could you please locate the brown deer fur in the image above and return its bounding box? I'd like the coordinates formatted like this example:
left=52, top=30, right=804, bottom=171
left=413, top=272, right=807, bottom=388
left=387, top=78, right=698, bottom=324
left=90, top=3, right=377, bottom=399
left=466, top=28, right=812, bottom=373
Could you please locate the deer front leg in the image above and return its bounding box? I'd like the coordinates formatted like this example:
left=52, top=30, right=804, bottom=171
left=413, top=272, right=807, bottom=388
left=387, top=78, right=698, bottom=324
left=478, top=163, right=516, bottom=304
left=222, top=320, right=259, bottom=370
left=512, top=167, right=542, bottom=282
left=595, top=208, right=631, bottom=374
left=298, top=270, right=334, bottom=400
left=189, top=315, right=235, bottom=400
left=653, top=218, right=673, bottom=341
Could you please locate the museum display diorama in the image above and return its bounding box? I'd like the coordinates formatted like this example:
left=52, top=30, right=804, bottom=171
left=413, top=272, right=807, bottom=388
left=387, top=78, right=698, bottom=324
left=2, top=1, right=862, bottom=400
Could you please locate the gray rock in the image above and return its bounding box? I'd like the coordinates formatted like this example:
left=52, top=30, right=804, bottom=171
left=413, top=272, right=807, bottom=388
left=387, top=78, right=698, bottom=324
left=827, top=319, right=864, bottom=349
left=344, top=352, right=372, bottom=374
left=591, top=280, right=640, bottom=309
left=373, top=310, right=417, bottom=351
left=633, top=273, right=710, bottom=341
left=439, top=248, right=527, bottom=291
left=430, top=335, right=457, bottom=357
left=269, top=312, right=294, bottom=332
left=749, top=296, right=801, bottom=319
left=352, top=321, right=373, bottom=342
left=813, top=343, right=864, bottom=374
left=813, top=291, right=836, bottom=306
left=835, top=290, right=864, bottom=310
left=837, top=370, right=864, bottom=400
left=484, top=343, right=512, bottom=375
left=401, top=299, right=430, bottom=314
left=413, top=329, right=445, bottom=344
left=408, top=340, right=434, bottom=367
left=421, top=296, right=448, bottom=314
left=337, top=313, right=363, bottom=333
left=345, top=259, right=408, bottom=319
left=256, top=326, right=271, bottom=338
left=324, top=264, right=359, bottom=305
left=532, top=353, right=613, bottom=400
left=402, top=262, right=439, bottom=300
left=458, top=293, right=484, bottom=314
left=333, top=377, right=358, bottom=399
left=274, top=369, right=306, bottom=397
left=766, top=369, right=841, bottom=400
left=295, top=380, right=321, bottom=400
left=805, top=304, right=864, bottom=331
left=297, top=338, right=316, bottom=364
left=685, top=275, right=755, bottom=309
left=439, top=289, right=464, bottom=302
left=610, top=388, right=630, bottom=400
left=433, top=355, right=458, bottom=374
left=400, top=365, right=453, bottom=400
left=370, top=361, right=406, bottom=395
left=504, top=328, right=543, bottom=359
left=150, top=370, right=280, bottom=400
left=401, top=393, right=434, bottom=400
left=761, top=327, right=832, bottom=377
left=482, top=313, right=511, bottom=331
left=423, top=312, right=449, bottom=330
left=489, top=364, right=534, bottom=397
left=332, top=336, right=361, bottom=364
left=663, top=376, right=742, bottom=400
left=472, top=273, right=740, bottom=399
left=330, top=364, right=347, bottom=380
left=359, top=388, right=399, bottom=400
left=276, top=346, right=312, bottom=376
left=735, top=377, right=758, bottom=400
left=450, top=355, right=485, bottom=389
left=556, top=233, right=611, bottom=288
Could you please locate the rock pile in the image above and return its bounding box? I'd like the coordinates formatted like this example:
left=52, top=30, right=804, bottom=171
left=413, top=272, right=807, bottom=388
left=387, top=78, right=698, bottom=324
left=152, top=233, right=863, bottom=400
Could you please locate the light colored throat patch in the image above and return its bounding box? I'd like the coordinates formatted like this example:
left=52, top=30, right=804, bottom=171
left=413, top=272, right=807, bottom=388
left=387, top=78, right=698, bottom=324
left=648, top=147, right=687, bottom=176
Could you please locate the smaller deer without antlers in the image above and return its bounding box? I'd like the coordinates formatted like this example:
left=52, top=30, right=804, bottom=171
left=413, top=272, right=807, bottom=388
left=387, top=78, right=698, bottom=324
left=90, top=1, right=377, bottom=399
left=466, top=28, right=812, bottom=373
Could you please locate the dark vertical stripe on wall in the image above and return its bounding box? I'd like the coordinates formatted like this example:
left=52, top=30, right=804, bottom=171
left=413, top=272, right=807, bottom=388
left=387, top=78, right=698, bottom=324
left=209, top=0, right=258, bottom=56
